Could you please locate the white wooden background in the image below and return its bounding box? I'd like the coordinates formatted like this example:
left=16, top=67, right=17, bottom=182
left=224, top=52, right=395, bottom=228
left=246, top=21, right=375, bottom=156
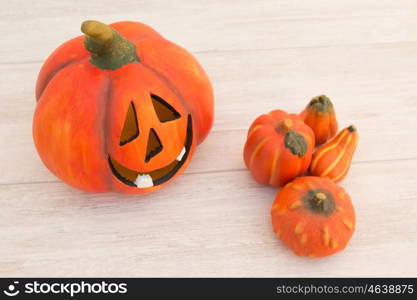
left=1, top=0, right=417, bottom=277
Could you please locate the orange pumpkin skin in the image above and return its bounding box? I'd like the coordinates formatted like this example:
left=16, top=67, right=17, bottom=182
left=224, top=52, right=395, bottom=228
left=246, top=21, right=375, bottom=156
left=271, top=176, right=355, bottom=257
left=243, top=110, right=315, bottom=187
left=33, top=21, right=214, bottom=194
left=310, top=125, right=358, bottom=183
left=300, top=95, right=338, bottom=145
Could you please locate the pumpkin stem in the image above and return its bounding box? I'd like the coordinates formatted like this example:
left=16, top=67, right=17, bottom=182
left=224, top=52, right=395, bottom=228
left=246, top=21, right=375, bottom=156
left=312, top=192, right=328, bottom=211
left=280, top=119, right=293, bottom=132
left=275, top=119, right=307, bottom=157
left=304, top=190, right=335, bottom=216
left=81, top=20, right=139, bottom=70
left=315, top=192, right=326, bottom=205
left=308, top=95, right=333, bottom=113
left=347, top=125, right=357, bottom=132
left=284, top=130, right=307, bottom=157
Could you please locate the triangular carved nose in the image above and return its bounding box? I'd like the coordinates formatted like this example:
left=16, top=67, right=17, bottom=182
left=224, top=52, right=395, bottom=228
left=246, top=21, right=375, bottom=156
left=145, top=128, right=163, bottom=163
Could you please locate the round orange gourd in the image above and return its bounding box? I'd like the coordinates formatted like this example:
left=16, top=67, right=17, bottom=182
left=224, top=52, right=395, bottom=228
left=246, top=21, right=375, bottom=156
left=243, top=110, right=315, bottom=187
left=310, top=125, right=358, bottom=183
left=300, top=95, right=338, bottom=145
left=33, top=20, right=214, bottom=193
left=271, top=176, right=355, bottom=257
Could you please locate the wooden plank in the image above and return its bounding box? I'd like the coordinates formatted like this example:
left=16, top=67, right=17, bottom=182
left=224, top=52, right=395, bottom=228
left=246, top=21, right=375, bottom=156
left=1, top=44, right=416, bottom=184
left=1, top=115, right=416, bottom=185
left=1, top=159, right=416, bottom=277
left=1, top=0, right=417, bottom=63
left=3, top=43, right=417, bottom=131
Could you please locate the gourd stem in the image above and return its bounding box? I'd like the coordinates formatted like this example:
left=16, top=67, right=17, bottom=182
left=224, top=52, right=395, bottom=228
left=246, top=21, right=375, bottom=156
left=308, top=95, right=333, bottom=113
left=312, top=192, right=328, bottom=211
left=80, top=20, right=139, bottom=70
left=281, top=119, right=307, bottom=157
left=304, top=190, right=335, bottom=216
left=314, top=192, right=326, bottom=205
left=347, top=125, right=357, bottom=132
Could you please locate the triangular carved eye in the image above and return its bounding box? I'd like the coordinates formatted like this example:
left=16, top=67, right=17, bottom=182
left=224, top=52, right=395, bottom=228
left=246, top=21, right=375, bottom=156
left=151, top=94, right=181, bottom=122
left=120, top=102, right=139, bottom=146
left=145, top=128, right=163, bottom=162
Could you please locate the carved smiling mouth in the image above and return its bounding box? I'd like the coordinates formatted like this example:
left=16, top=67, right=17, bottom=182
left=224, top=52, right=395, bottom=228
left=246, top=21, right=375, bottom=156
left=108, top=115, right=192, bottom=188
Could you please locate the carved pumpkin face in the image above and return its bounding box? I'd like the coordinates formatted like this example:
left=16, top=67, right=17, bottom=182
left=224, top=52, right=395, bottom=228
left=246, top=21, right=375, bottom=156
left=107, top=66, right=195, bottom=192
left=33, top=20, right=213, bottom=194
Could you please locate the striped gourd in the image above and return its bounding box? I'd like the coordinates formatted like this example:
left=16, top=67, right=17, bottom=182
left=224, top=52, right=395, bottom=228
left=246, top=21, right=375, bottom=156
left=243, top=110, right=315, bottom=187
left=310, top=125, right=358, bottom=182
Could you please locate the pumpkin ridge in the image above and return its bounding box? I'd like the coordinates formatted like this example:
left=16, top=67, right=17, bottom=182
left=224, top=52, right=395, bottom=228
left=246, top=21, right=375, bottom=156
left=268, top=148, right=281, bottom=185
left=249, top=137, right=271, bottom=168
left=304, top=130, right=314, bottom=146
left=100, top=74, right=113, bottom=180
left=36, top=58, right=86, bottom=101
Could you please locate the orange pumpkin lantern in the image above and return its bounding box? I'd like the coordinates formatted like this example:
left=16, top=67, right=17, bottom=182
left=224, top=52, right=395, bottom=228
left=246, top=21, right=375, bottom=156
left=271, top=176, right=355, bottom=257
left=243, top=110, right=314, bottom=187
left=310, top=125, right=358, bottom=183
left=300, top=95, right=338, bottom=145
left=33, top=20, right=214, bottom=193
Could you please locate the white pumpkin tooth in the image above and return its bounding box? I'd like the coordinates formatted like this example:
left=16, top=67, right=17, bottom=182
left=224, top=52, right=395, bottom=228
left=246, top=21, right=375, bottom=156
left=134, top=174, right=153, bottom=188
left=176, top=147, right=186, bottom=161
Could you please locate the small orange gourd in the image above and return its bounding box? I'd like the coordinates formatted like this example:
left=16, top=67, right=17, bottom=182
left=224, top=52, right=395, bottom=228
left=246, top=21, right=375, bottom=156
left=243, top=110, right=315, bottom=187
left=271, top=176, right=355, bottom=257
left=300, top=95, right=338, bottom=145
left=310, top=125, right=359, bottom=183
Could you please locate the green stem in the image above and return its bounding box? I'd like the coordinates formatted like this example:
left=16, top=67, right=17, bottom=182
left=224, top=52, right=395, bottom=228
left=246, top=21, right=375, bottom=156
left=304, top=191, right=335, bottom=216
left=308, top=95, right=333, bottom=113
left=347, top=125, right=357, bottom=132
left=81, top=20, right=139, bottom=70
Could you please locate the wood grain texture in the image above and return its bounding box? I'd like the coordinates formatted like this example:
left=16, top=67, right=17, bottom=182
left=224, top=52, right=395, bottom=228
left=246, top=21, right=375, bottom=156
left=0, top=0, right=416, bottom=277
